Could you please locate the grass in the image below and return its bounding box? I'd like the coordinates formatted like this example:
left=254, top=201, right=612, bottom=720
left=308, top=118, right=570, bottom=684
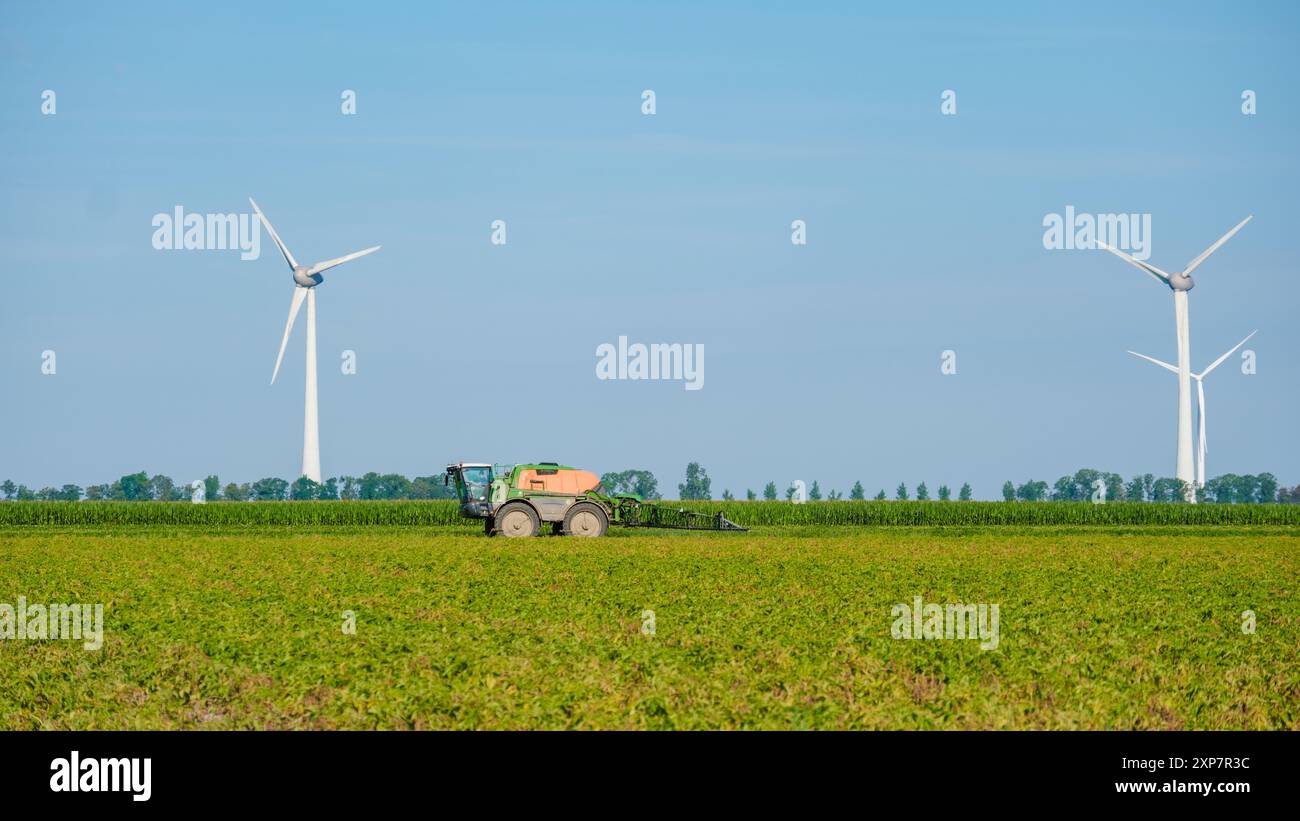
left=1, top=523, right=1295, bottom=730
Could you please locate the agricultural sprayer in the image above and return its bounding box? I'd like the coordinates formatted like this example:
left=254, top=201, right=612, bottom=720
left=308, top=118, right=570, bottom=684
left=444, top=462, right=747, bottom=537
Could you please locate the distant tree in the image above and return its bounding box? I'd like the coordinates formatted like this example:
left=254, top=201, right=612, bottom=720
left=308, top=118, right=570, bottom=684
left=808, top=481, right=822, bottom=501
left=938, top=484, right=951, bottom=501
left=318, top=477, right=340, bottom=500
left=895, top=483, right=908, bottom=501
left=722, top=489, right=735, bottom=501
left=1002, top=481, right=1015, bottom=502
left=338, top=476, right=360, bottom=500
left=916, top=482, right=929, bottom=501
left=746, top=489, right=756, bottom=501
left=203, top=475, right=221, bottom=502
left=601, top=469, right=660, bottom=500
left=1125, top=475, right=1146, bottom=502
left=1, top=480, right=15, bottom=500
left=850, top=481, right=865, bottom=501
left=785, top=484, right=797, bottom=502
left=290, top=476, right=320, bottom=500
left=251, top=477, right=289, bottom=501
left=409, top=476, right=454, bottom=500
left=762, top=482, right=778, bottom=501
left=149, top=474, right=178, bottom=501
left=1105, top=473, right=1125, bottom=502
left=222, top=482, right=248, bottom=502
left=1278, top=485, right=1300, bottom=504
left=36, top=487, right=59, bottom=501
left=1255, top=473, right=1278, bottom=504
left=15, top=485, right=36, bottom=500
left=1150, top=477, right=1182, bottom=503
left=84, top=484, right=107, bottom=501
left=1142, top=474, right=1156, bottom=502
left=114, top=472, right=149, bottom=501
left=359, top=472, right=411, bottom=500
left=678, top=463, right=711, bottom=500
left=58, top=484, right=83, bottom=501
left=1016, top=480, right=1048, bottom=502
left=1052, top=476, right=1076, bottom=501
left=874, top=489, right=887, bottom=500
left=827, top=489, right=843, bottom=500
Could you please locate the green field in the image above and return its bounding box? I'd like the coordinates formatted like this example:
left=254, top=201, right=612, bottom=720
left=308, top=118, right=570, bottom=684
left=1, top=523, right=1296, bottom=729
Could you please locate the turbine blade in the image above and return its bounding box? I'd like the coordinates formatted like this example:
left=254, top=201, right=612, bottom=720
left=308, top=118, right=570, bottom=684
left=306, top=245, right=381, bottom=276
left=1096, top=240, right=1172, bottom=286
left=1127, top=350, right=1179, bottom=374
left=1182, top=215, right=1252, bottom=277
left=272, top=287, right=308, bottom=385
left=249, top=197, right=299, bottom=271
left=1198, top=330, right=1257, bottom=378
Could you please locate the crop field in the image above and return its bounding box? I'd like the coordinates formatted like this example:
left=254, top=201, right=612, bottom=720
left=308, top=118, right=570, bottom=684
left=3, top=500, right=1299, bottom=527
left=2, top=520, right=1296, bottom=730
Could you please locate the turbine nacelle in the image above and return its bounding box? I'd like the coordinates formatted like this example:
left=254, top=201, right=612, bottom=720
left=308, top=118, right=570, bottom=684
left=1168, top=274, right=1194, bottom=291
left=293, top=267, right=323, bottom=288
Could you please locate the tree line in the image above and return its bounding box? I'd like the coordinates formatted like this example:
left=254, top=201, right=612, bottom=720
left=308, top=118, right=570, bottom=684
left=0, top=473, right=457, bottom=502
left=4, top=464, right=1297, bottom=503
left=998, top=469, right=1294, bottom=504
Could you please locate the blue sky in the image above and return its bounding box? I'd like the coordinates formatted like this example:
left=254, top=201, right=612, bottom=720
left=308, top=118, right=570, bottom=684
left=2, top=1, right=1297, bottom=498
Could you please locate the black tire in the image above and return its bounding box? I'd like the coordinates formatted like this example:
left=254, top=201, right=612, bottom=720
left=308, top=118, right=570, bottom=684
left=563, top=502, right=609, bottom=537
left=496, top=502, right=540, bottom=538
left=484, top=517, right=496, bottom=537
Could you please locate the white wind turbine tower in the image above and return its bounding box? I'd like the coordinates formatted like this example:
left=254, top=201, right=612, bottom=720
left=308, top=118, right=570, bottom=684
left=1096, top=215, right=1252, bottom=501
left=249, top=198, right=380, bottom=484
left=1128, top=330, right=1256, bottom=489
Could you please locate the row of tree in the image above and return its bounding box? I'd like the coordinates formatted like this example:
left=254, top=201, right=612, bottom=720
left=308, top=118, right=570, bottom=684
left=999, top=470, right=1291, bottom=504
left=0, top=473, right=457, bottom=502
left=4, top=465, right=1297, bottom=504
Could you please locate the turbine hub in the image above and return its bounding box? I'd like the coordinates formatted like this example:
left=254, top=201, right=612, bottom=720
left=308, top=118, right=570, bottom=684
left=293, top=267, right=323, bottom=288
left=1170, top=274, right=1195, bottom=292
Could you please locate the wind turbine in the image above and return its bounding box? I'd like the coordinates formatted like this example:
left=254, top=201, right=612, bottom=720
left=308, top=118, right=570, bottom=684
left=249, top=198, right=380, bottom=484
left=1128, top=331, right=1256, bottom=489
left=1096, top=215, right=1252, bottom=501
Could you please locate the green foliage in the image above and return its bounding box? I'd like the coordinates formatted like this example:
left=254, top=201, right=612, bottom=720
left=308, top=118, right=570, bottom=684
left=290, top=476, right=320, bottom=500
left=937, top=484, right=951, bottom=501
left=1016, top=480, right=1049, bottom=502
left=850, top=481, right=865, bottom=501
left=808, top=481, right=822, bottom=501
left=251, top=477, right=289, bottom=501
left=958, top=483, right=973, bottom=501
left=118, top=472, right=151, bottom=501
left=0, top=525, right=1294, bottom=729
left=762, top=482, right=777, bottom=501
left=678, top=463, right=711, bottom=501
left=600, top=469, right=660, bottom=500
left=895, top=483, right=908, bottom=501
left=916, top=482, right=929, bottom=501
